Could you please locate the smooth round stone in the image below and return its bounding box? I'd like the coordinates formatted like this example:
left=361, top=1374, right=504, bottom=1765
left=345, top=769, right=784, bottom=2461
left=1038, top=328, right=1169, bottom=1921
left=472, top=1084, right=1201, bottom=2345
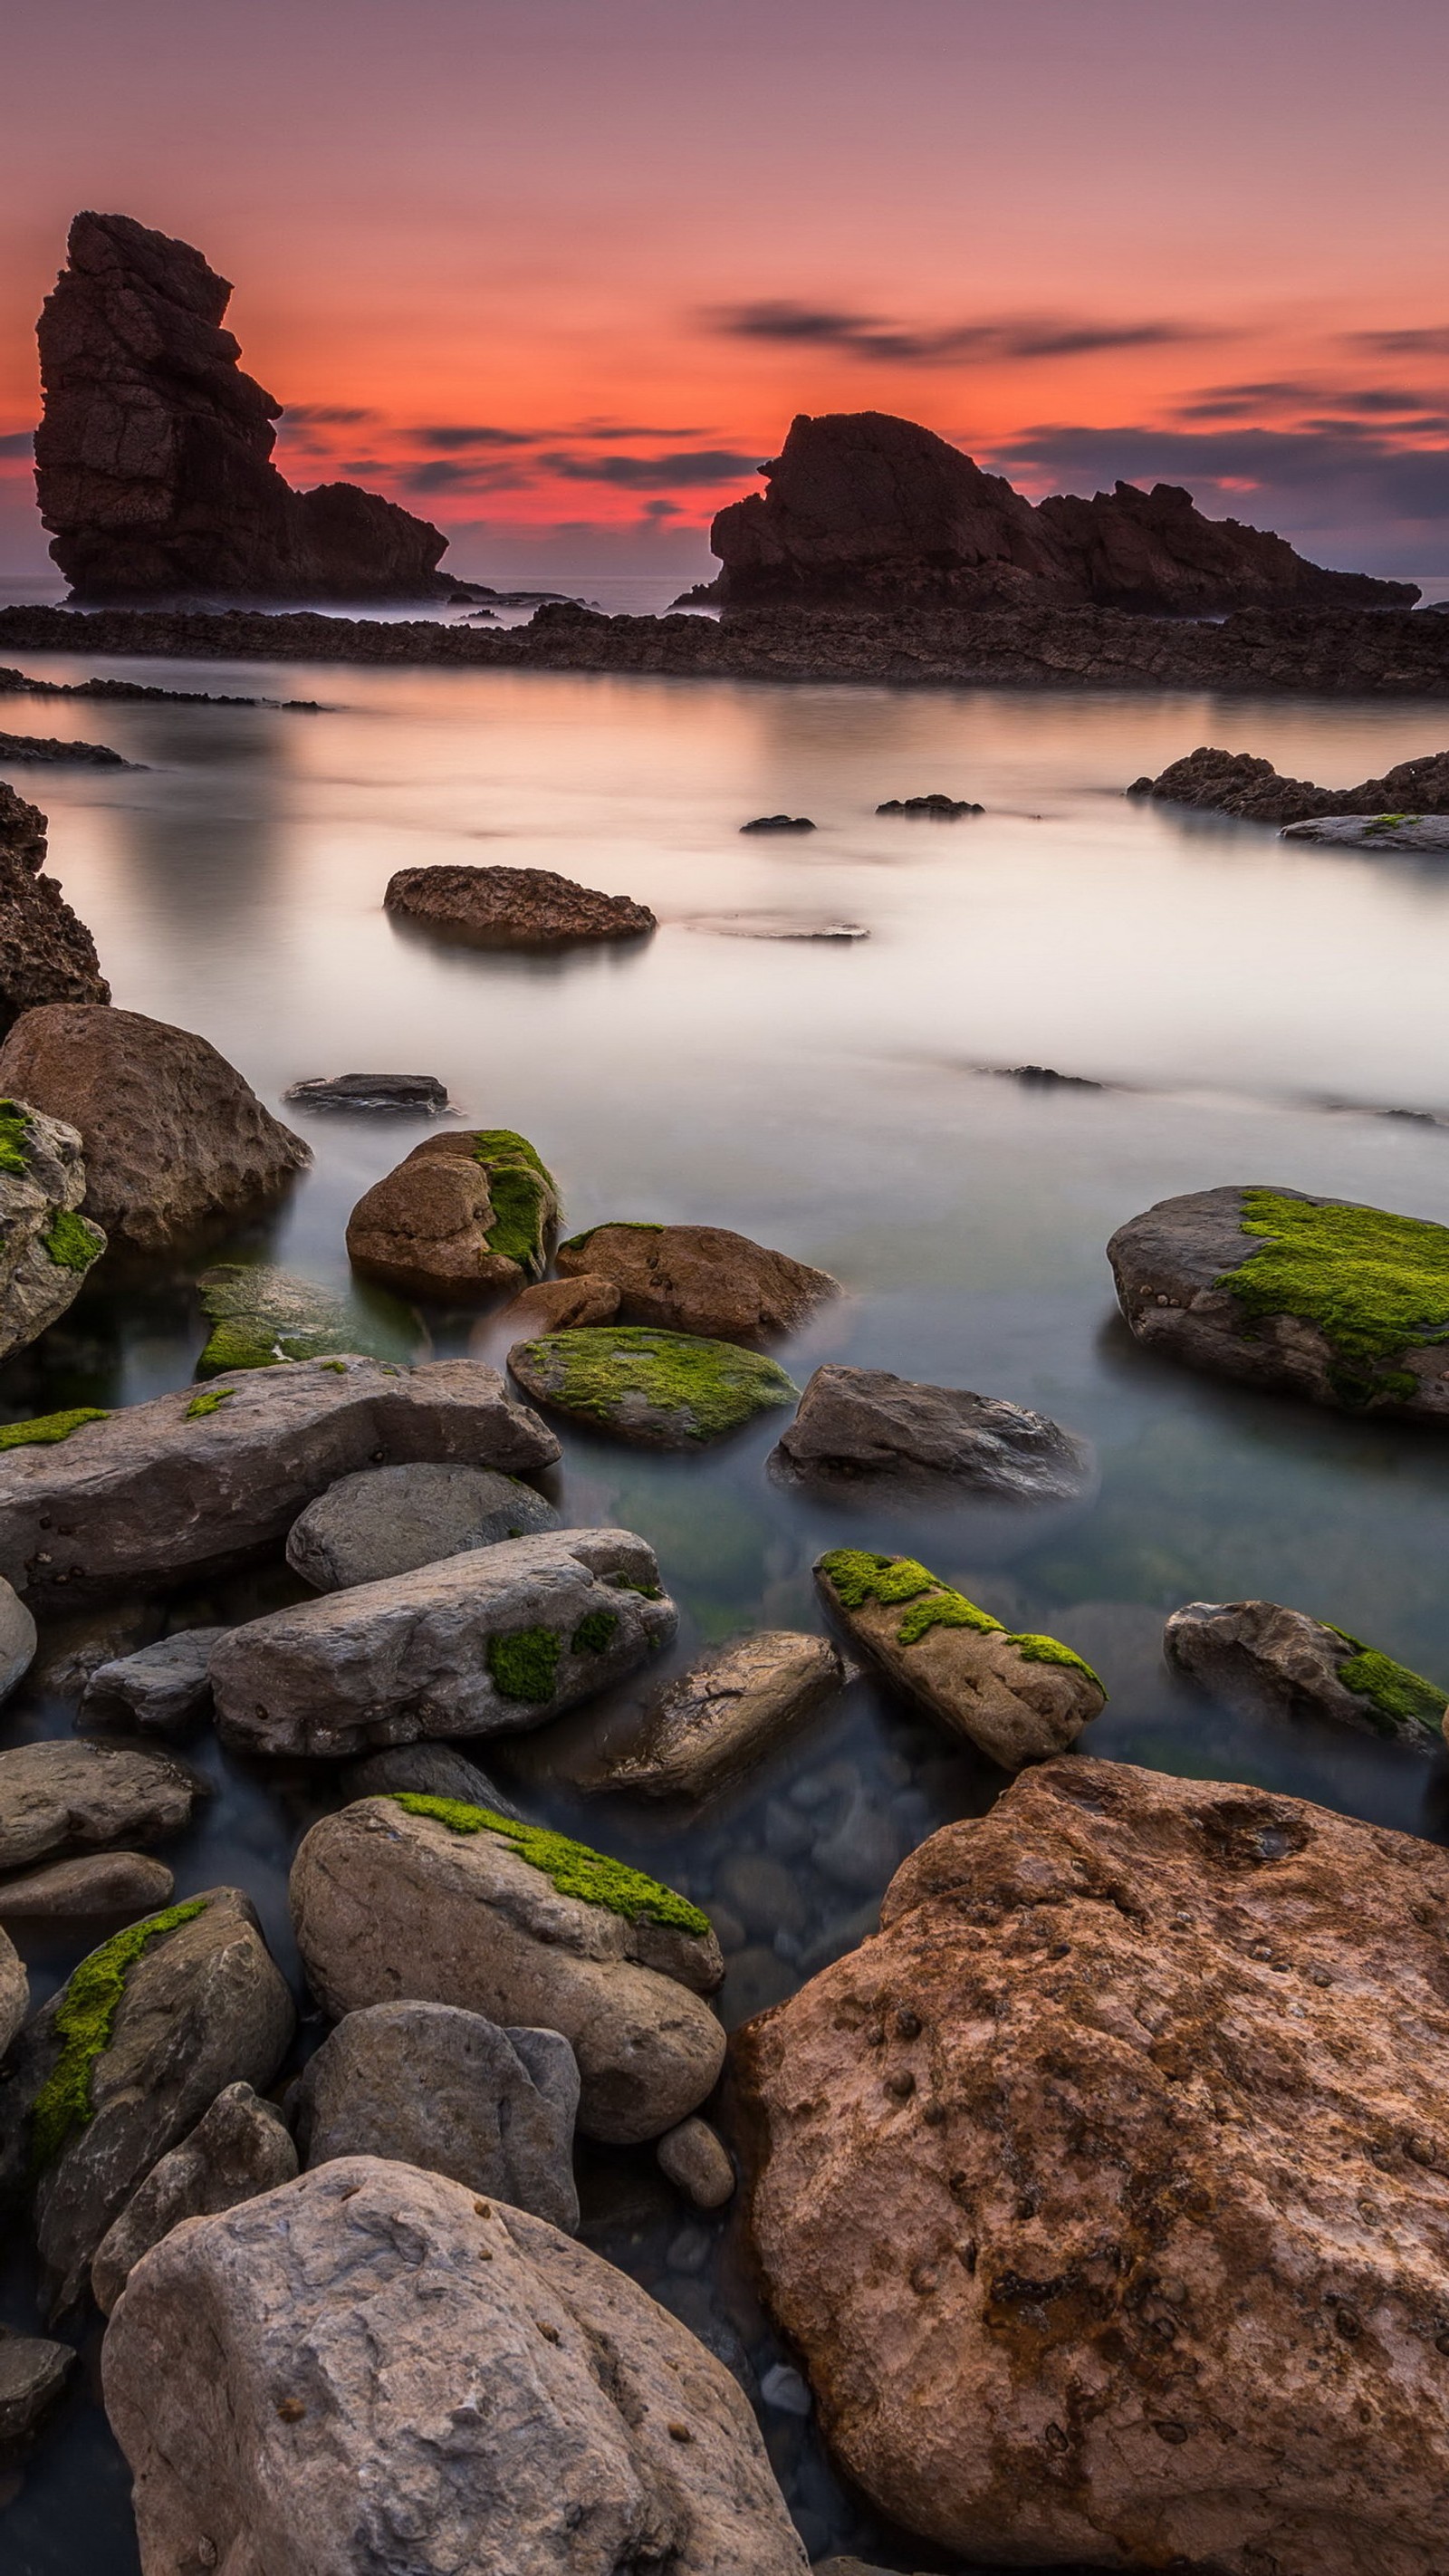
left=657, top=2116, right=735, bottom=2210
left=286, top=1462, right=561, bottom=1591
left=0, top=1850, right=176, bottom=1917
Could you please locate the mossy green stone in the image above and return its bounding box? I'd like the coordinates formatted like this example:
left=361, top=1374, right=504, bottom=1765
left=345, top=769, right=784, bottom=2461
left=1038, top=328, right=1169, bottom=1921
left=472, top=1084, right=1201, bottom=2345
left=472, top=1131, right=557, bottom=1280
left=0, top=1406, right=109, bottom=1450
left=487, top=1625, right=562, bottom=1702
left=511, top=1324, right=797, bottom=1448
left=0, top=1100, right=31, bottom=1178
left=1329, top=1628, right=1448, bottom=1740
left=29, top=1899, right=208, bottom=2171
left=43, top=1207, right=104, bottom=1274
left=1220, top=1191, right=1449, bottom=1405
left=196, top=1263, right=417, bottom=1378
left=818, top=1548, right=1104, bottom=1692
left=387, top=1793, right=711, bottom=1936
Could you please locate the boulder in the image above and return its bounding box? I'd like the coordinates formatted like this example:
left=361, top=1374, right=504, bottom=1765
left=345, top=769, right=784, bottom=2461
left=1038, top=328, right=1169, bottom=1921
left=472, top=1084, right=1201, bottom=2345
left=283, top=1072, right=451, bottom=1113
left=2, top=1887, right=293, bottom=2310
left=0, top=1354, right=559, bottom=1602
left=494, top=1271, right=621, bottom=1334
left=90, top=2079, right=298, bottom=2315
left=0, top=1923, right=24, bottom=2054
left=210, top=1526, right=677, bottom=1759
left=0, top=782, right=110, bottom=1038
left=657, top=2115, right=734, bottom=2210
left=554, top=1222, right=839, bottom=1344
left=1128, top=742, right=1449, bottom=825
left=509, top=1326, right=798, bottom=1448
left=0, top=1739, right=197, bottom=1872
left=347, top=1128, right=559, bottom=1301
left=734, top=1757, right=1449, bottom=2575
left=772, top=1365, right=1095, bottom=1503
left=286, top=1460, right=561, bottom=1592
left=0, top=1097, right=106, bottom=1362
left=35, top=209, right=451, bottom=603
left=0, top=1004, right=309, bottom=1248
left=0, top=2327, right=73, bottom=2444
left=290, top=1796, right=724, bottom=2144
left=0, top=1850, right=175, bottom=1917
left=0, top=1572, right=35, bottom=1699
left=341, top=1741, right=523, bottom=1816
left=575, top=1632, right=843, bottom=1800
left=80, top=1625, right=233, bottom=1735
left=876, top=793, right=983, bottom=816
left=1107, top=1183, right=1449, bottom=1416
left=196, top=1261, right=417, bottom=1374
left=385, top=863, right=656, bottom=947
left=1165, top=1598, right=1449, bottom=1748
left=1282, top=813, right=1449, bottom=851
left=102, top=2158, right=810, bottom=2575
left=814, top=1550, right=1104, bottom=1768
left=740, top=813, right=814, bottom=832
left=294, top=2001, right=580, bottom=2231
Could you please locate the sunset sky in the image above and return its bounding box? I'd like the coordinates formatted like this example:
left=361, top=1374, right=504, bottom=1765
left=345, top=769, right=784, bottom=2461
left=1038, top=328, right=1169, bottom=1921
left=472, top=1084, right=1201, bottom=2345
left=5, top=0, right=1449, bottom=587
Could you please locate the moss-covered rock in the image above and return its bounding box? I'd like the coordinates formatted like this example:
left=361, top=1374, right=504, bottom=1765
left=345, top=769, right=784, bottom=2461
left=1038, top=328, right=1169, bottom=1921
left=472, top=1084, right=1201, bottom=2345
left=0, top=1405, right=109, bottom=1450
left=346, top=1129, right=559, bottom=1302
left=1166, top=1597, right=1449, bottom=1749
left=196, top=1264, right=417, bottom=1377
left=387, top=1793, right=712, bottom=1936
left=508, top=1324, right=798, bottom=1449
left=0, top=1098, right=106, bottom=1362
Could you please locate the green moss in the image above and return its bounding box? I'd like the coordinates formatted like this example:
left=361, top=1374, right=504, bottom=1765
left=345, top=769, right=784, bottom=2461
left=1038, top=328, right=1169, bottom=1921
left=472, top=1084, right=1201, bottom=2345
left=897, top=1591, right=1004, bottom=1646
left=522, top=1325, right=797, bottom=1443
left=0, top=1406, right=109, bottom=1450
left=471, top=1132, right=555, bottom=1278
left=1365, top=812, right=1416, bottom=831
left=1326, top=1627, right=1446, bottom=1738
left=1013, top=1632, right=1106, bottom=1688
left=196, top=1264, right=416, bottom=1378
left=487, top=1624, right=562, bottom=1701
left=820, top=1549, right=1105, bottom=1694
left=571, top=1608, right=619, bottom=1653
left=611, top=1573, right=664, bottom=1599
left=30, top=1900, right=208, bottom=2171
left=42, top=1207, right=104, bottom=1273
left=321, top=1358, right=349, bottom=1375
left=558, top=1220, right=665, bottom=1253
left=819, top=1550, right=940, bottom=1610
left=1220, top=1190, right=1449, bottom=1405
left=473, top=1129, right=552, bottom=1182
left=0, top=1100, right=31, bottom=1177
left=388, top=1793, right=711, bottom=1935
left=185, top=1386, right=235, bottom=1420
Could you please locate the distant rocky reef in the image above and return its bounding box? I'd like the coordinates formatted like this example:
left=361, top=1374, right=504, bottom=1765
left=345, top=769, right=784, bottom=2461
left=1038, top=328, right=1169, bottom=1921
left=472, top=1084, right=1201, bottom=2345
left=682, top=409, right=1418, bottom=617
left=34, top=213, right=455, bottom=605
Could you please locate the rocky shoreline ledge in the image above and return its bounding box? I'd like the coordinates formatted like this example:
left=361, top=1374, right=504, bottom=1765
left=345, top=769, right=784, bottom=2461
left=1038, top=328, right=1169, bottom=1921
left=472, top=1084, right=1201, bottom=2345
left=5, top=598, right=1449, bottom=694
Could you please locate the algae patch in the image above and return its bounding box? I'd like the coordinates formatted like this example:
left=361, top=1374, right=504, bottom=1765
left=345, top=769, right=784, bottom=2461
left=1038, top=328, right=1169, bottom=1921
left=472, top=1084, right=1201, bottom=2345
left=0, top=1100, right=31, bottom=1178
left=1221, top=1190, right=1449, bottom=1405
left=387, top=1793, right=711, bottom=1935
left=0, top=1406, right=109, bottom=1450
left=1328, top=1627, right=1447, bottom=1739
left=30, top=1899, right=208, bottom=2170
left=43, top=1207, right=104, bottom=1274
left=487, top=1624, right=561, bottom=1703
left=195, top=1263, right=417, bottom=1377
left=186, top=1386, right=235, bottom=1420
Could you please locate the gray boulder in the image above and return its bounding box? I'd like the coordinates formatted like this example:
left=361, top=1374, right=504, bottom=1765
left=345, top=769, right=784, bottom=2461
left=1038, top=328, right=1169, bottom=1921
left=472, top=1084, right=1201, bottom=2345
left=0, top=1923, right=24, bottom=2054
left=0, top=1850, right=175, bottom=1917
left=0, top=2326, right=74, bottom=2444
left=0, top=1574, right=35, bottom=1702
left=0, top=1738, right=197, bottom=1872
left=1165, top=1599, right=1449, bottom=1749
left=341, top=1741, right=523, bottom=1817
left=0, top=1354, right=560, bottom=1602
left=575, top=1632, right=842, bottom=1800
left=290, top=1798, right=724, bottom=2145
left=0, top=1100, right=105, bottom=1365
left=102, top=2158, right=810, bottom=2576
left=283, top=1072, right=450, bottom=1113
left=210, top=1526, right=677, bottom=1760
left=1281, top=814, right=1449, bottom=851
left=91, top=2079, right=298, bottom=2315
left=772, top=1364, right=1095, bottom=1502
left=286, top=1460, right=561, bottom=1592
left=295, top=2002, right=580, bottom=2232
left=80, top=1626, right=233, bottom=1735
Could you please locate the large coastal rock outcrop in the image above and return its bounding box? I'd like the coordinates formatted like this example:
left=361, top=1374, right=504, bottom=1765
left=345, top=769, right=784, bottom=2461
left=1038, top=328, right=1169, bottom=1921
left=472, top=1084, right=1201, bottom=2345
left=209, top=1526, right=678, bottom=1758
left=0, top=1004, right=309, bottom=1247
left=0, top=1096, right=105, bottom=1360
left=1165, top=1598, right=1449, bottom=1748
left=0, top=784, right=110, bottom=1035
left=1108, top=1183, right=1449, bottom=1416
left=103, top=2158, right=810, bottom=2576
left=699, top=410, right=1416, bottom=614
left=1129, top=742, right=1449, bottom=825
left=734, top=1757, right=1449, bottom=2576
left=91, top=2079, right=298, bottom=2315
left=385, top=863, right=656, bottom=947
left=0, top=1354, right=558, bottom=1600
left=35, top=211, right=451, bottom=602
left=555, top=1221, right=838, bottom=1343
left=347, top=1129, right=559, bottom=1300
left=510, top=1324, right=798, bottom=1447
left=290, top=1795, right=724, bottom=2143
left=815, top=1549, right=1104, bottom=1767
left=772, top=1364, right=1094, bottom=1503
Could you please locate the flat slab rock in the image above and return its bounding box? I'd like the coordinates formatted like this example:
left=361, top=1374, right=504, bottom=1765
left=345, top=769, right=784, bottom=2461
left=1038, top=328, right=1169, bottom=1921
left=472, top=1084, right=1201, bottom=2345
left=575, top=1632, right=844, bottom=1800
left=772, top=1365, right=1095, bottom=1503
left=1282, top=812, right=1449, bottom=850
left=509, top=1325, right=798, bottom=1448
left=733, top=1756, right=1449, bottom=2576
left=0, top=1738, right=197, bottom=1872
left=0, top=1354, right=559, bottom=1601
left=555, top=1222, right=839, bottom=1344
left=103, top=2158, right=809, bottom=2576
left=1107, top=1183, right=1449, bottom=1417
left=0, top=1850, right=176, bottom=1917
left=283, top=1072, right=451, bottom=1113
left=80, top=1626, right=233, bottom=1735
left=91, top=2079, right=299, bottom=2315
left=286, top=1460, right=561, bottom=1591
left=211, top=1526, right=677, bottom=1759
left=385, top=862, right=656, bottom=947
left=1165, top=1597, right=1449, bottom=1749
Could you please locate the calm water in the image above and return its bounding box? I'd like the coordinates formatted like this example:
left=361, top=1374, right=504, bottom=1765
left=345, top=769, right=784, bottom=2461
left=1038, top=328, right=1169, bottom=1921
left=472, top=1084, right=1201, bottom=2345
left=5, top=652, right=1449, bottom=2571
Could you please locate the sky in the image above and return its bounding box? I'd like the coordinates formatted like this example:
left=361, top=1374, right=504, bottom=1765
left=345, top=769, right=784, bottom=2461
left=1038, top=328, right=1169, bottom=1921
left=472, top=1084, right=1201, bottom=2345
left=4, top=0, right=1449, bottom=587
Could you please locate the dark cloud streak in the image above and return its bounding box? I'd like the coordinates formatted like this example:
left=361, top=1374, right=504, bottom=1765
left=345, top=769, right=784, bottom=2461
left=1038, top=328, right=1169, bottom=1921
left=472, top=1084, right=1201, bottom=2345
left=707, top=299, right=1214, bottom=365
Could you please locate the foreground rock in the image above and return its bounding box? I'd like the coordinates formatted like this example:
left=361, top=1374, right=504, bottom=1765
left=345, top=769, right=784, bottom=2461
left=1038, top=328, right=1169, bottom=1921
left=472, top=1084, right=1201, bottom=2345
left=212, top=1527, right=677, bottom=1759
left=0, top=1850, right=175, bottom=1917
left=0, top=2327, right=73, bottom=2444
left=283, top=1072, right=449, bottom=1113
left=773, top=1365, right=1095, bottom=1503
left=0, top=783, right=110, bottom=1036
left=80, top=1626, right=233, bottom=1735
left=385, top=863, right=656, bottom=947
left=347, top=1128, right=559, bottom=1300
left=196, top=1262, right=416, bottom=1374
left=291, top=1796, right=724, bottom=2143
left=0, top=1004, right=309, bottom=1247
left=287, top=1460, right=561, bottom=1591
left=0, top=1355, right=559, bottom=1601
left=1165, top=1598, right=1449, bottom=1748
left=0, top=1739, right=197, bottom=1871
left=91, top=2079, right=297, bottom=2315
left=1108, top=1182, right=1449, bottom=1416
left=555, top=1221, right=839, bottom=1343
left=815, top=1550, right=1104, bottom=1767
left=2, top=1888, right=293, bottom=2309
left=577, top=1632, right=843, bottom=1800
left=0, top=1925, right=24, bottom=2054
left=734, top=1758, right=1449, bottom=2574
left=1282, top=812, right=1449, bottom=851
left=0, top=1097, right=105, bottom=1363
left=1129, top=742, right=1449, bottom=825
left=104, top=2158, right=810, bottom=2574
left=36, top=209, right=451, bottom=602
left=510, top=1325, right=798, bottom=1448
left=295, top=2001, right=580, bottom=2231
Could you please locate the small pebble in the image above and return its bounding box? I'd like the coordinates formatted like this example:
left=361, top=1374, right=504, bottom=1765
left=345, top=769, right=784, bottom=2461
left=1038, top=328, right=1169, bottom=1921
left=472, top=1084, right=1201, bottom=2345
left=657, top=2116, right=735, bottom=2210
left=760, top=2362, right=812, bottom=2417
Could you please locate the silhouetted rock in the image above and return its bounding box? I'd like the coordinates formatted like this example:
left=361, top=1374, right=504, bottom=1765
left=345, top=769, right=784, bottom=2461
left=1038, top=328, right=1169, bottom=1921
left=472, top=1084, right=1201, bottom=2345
left=1130, top=743, right=1449, bottom=825
left=876, top=793, right=982, bottom=815
left=0, top=784, right=109, bottom=1035
left=34, top=211, right=452, bottom=603
left=1037, top=475, right=1415, bottom=614
left=739, top=814, right=814, bottom=832
left=0, top=732, right=132, bottom=766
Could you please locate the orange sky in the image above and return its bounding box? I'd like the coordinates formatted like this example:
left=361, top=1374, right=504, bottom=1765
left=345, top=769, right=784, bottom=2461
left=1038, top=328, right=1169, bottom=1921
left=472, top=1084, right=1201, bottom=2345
left=4, top=0, right=1449, bottom=582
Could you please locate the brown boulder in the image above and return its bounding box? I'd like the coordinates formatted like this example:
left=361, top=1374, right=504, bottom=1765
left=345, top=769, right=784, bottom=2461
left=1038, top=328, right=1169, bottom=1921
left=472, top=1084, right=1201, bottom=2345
left=491, top=1271, right=620, bottom=1334
left=347, top=1129, right=560, bottom=1301
left=734, top=1757, right=1449, bottom=2574
left=0, top=1004, right=308, bottom=1247
left=385, top=863, right=655, bottom=947
left=0, top=783, right=109, bottom=1035
left=555, top=1221, right=838, bottom=1343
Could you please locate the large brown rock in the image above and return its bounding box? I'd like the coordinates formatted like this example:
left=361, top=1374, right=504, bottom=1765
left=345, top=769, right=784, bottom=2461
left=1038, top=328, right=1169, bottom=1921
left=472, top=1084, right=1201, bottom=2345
left=346, top=1129, right=560, bottom=1301
left=555, top=1222, right=838, bottom=1344
left=1129, top=742, right=1449, bottom=824
left=0, top=1739, right=197, bottom=1873
left=35, top=210, right=451, bottom=603
left=734, top=1758, right=1449, bottom=2575
left=385, top=863, right=656, bottom=947
left=0, top=783, right=110, bottom=1036
left=103, top=2158, right=810, bottom=2576
left=0, top=1004, right=309, bottom=1247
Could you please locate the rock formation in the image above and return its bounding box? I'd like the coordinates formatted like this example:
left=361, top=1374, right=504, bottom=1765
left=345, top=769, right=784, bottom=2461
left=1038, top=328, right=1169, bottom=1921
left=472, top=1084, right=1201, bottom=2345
left=0, top=785, right=110, bottom=1033
left=34, top=212, right=453, bottom=603
left=384, top=863, right=657, bottom=947
left=696, top=410, right=1418, bottom=614
left=1130, top=742, right=1449, bottom=823
left=554, top=1221, right=838, bottom=1344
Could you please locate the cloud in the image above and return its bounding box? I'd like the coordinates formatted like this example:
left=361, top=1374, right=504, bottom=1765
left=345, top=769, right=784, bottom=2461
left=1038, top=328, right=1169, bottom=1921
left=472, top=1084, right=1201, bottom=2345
left=398, top=457, right=533, bottom=494
left=0, top=431, right=34, bottom=457
left=409, top=425, right=535, bottom=451
left=1179, top=380, right=1448, bottom=422
left=536, top=448, right=762, bottom=489
left=706, top=300, right=1211, bottom=366
left=1348, top=328, right=1449, bottom=358
left=280, top=404, right=379, bottom=425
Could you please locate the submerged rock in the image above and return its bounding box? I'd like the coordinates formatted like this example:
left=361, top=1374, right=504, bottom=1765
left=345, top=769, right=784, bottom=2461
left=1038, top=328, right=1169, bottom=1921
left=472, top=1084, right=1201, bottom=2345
left=283, top=1072, right=450, bottom=1113
left=385, top=863, right=656, bottom=947
left=814, top=1549, right=1104, bottom=1768
left=91, top=2079, right=297, bottom=2315
left=290, top=1797, right=724, bottom=2144
left=80, top=1626, right=233, bottom=1735
left=577, top=1632, right=843, bottom=1801
left=772, top=1365, right=1095, bottom=1503
left=555, top=1221, right=839, bottom=1344
left=287, top=1460, right=561, bottom=1591
left=493, top=1271, right=620, bottom=1334
left=739, top=813, right=815, bottom=832
left=0, top=2327, right=73, bottom=2444
left=0, top=1098, right=105, bottom=1364
left=102, top=2159, right=810, bottom=2575
left=0, top=783, right=110, bottom=1040
left=734, top=1757, right=1449, bottom=2575
left=0, top=731, right=132, bottom=766
left=875, top=793, right=982, bottom=815
left=0, top=1739, right=197, bottom=1872
left=347, top=1128, right=559, bottom=1301
left=1108, top=1182, right=1449, bottom=1416
left=1165, top=1598, right=1449, bottom=1748
left=0, top=1850, right=176, bottom=1917
left=509, top=1325, right=798, bottom=1448
left=1129, top=742, right=1449, bottom=825
left=196, top=1262, right=416, bottom=1375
